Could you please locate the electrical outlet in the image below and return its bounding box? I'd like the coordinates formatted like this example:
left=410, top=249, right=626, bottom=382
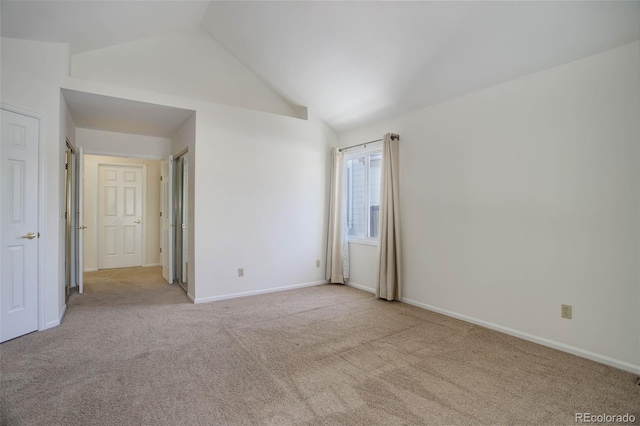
left=238, top=268, right=244, bottom=278
left=561, top=304, right=572, bottom=319
left=316, top=259, right=320, bottom=268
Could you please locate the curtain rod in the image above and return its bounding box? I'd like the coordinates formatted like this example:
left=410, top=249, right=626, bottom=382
left=338, top=134, right=399, bottom=152
left=338, top=138, right=382, bottom=152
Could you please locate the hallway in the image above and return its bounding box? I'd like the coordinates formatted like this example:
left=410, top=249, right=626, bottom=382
left=78, top=266, right=188, bottom=307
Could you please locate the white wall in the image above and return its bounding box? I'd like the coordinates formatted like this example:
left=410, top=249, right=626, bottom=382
left=171, top=114, right=195, bottom=157
left=1, top=37, right=69, bottom=328
left=76, top=127, right=171, bottom=159
left=62, top=98, right=77, bottom=150
left=338, top=41, right=640, bottom=372
left=72, top=28, right=302, bottom=119
left=82, top=155, right=161, bottom=271
left=63, top=56, right=337, bottom=304
left=192, top=107, right=335, bottom=302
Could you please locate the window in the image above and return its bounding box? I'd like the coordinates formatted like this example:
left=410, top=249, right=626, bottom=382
left=345, top=148, right=382, bottom=243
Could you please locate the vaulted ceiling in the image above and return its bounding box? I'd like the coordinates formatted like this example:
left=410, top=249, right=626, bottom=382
left=0, top=1, right=209, bottom=54
left=2, top=1, right=639, bottom=132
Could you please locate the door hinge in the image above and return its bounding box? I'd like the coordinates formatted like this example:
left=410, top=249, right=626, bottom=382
left=160, top=212, right=162, bottom=217
left=65, top=163, right=68, bottom=170
left=160, top=247, right=162, bottom=253
left=160, top=176, right=163, bottom=181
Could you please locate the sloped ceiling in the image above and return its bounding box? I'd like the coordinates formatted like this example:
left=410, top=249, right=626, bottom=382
left=0, top=1, right=208, bottom=54
left=200, top=1, right=640, bottom=131
left=70, top=27, right=301, bottom=118
left=2, top=1, right=639, bottom=132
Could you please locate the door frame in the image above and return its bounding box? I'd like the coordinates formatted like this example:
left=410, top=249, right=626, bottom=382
left=64, top=139, right=78, bottom=301
left=77, top=147, right=84, bottom=293
left=1, top=103, right=46, bottom=331
left=161, top=155, right=174, bottom=284
left=173, top=150, right=189, bottom=292
left=94, top=162, right=147, bottom=270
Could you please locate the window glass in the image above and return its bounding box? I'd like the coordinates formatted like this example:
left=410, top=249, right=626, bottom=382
left=368, top=153, right=382, bottom=238
left=345, top=149, right=382, bottom=241
left=346, top=156, right=366, bottom=239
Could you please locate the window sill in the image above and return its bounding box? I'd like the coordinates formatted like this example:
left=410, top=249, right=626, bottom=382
left=348, top=239, right=378, bottom=247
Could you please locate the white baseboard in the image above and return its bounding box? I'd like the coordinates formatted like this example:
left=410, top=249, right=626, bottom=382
left=45, top=304, right=67, bottom=329
left=400, top=297, right=640, bottom=375
left=346, top=281, right=375, bottom=294
left=193, top=280, right=328, bottom=304
left=187, top=292, right=195, bottom=303
left=84, top=265, right=160, bottom=271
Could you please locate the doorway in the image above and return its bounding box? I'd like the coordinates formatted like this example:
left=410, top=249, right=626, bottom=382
left=173, top=152, right=189, bottom=293
left=60, top=88, right=196, bottom=301
left=97, top=163, right=145, bottom=269
left=82, top=155, right=163, bottom=273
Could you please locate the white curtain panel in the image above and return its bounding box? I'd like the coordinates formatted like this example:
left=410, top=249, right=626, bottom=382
left=376, top=133, right=401, bottom=300
left=325, top=147, right=349, bottom=283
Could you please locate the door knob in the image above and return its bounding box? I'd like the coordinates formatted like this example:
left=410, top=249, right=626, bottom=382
left=133, top=220, right=141, bottom=224
left=21, top=232, right=36, bottom=240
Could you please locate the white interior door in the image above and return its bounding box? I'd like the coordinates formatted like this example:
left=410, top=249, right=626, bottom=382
left=1, top=109, right=39, bottom=342
left=77, top=147, right=84, bottom=293
left=161, top=156, right=173, bottom=283
left=97, top=164, right=143, bottom=269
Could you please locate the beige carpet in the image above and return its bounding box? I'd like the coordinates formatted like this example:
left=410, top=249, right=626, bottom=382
left=1, top=267, right=638, bottom=425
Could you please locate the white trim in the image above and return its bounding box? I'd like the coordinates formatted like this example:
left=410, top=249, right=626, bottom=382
left=192, top=280, right=328, bottom=304
left=77, top=147, right=84, bottom=293
left=45, top=304, right=66, bottom=329
left=0, top=103, right=47, bottom=332
left=143, top=263, right=161, bottom=268
left=400, top=297, right=640, bottom=375
left=83, top=268, right=97, bottom=273
left=95, top=162, right=147, bottom=269
left=187, top=292, right=195, bottom=303
left=346, top=281, right=375, bottom=293
left=81, top=149, right=164, bottom=161
left=174, top=147, right=189, bottom=159
left=172, top=151, right=188, bottom=287
left=348, top=239, right=378, bottom=247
